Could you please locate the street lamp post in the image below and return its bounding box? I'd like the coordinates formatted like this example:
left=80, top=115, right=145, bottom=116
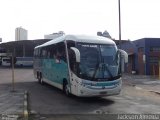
left=11, top=52, right=15, bottom=92
left=118, top=0, right=122, bottom=73
left=118, top=0, right=121, bottom=48
left=11, top=47, right=15, bottom=92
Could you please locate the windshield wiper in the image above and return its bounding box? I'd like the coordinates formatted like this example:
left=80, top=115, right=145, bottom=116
left=105, top=64, right=113, bottom=78
left=91, top=61, right=100, bottom=80
left=91, top=63, right=114, bottom=81
left=101, top=57, right=113, bottom=78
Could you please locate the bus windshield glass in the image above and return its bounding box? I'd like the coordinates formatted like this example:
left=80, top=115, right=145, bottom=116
left=76, top=43, right=120, bottom=81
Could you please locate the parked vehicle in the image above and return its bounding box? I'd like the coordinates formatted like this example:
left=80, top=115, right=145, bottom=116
left=15, top=57, right=33, bottom=67
left=2, top=57, right=11, bottom=66
left=33, top=35, right=128, bottom=97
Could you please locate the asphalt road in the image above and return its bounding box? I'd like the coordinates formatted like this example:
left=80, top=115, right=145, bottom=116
left=1, top=68, right=160, bottom=120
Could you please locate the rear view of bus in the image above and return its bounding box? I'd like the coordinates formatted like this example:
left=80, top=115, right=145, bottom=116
left=33, top=35, right=128, bottom=97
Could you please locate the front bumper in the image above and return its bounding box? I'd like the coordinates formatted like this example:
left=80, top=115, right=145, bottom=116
left=76, top=80, right=122, bottom=97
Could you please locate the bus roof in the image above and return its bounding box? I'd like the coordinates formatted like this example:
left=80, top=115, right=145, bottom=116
left=35, top=35, right=115, bottom=49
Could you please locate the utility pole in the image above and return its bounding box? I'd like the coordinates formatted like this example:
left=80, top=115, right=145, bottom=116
left=118, top=0, right=121, bottom=48
left=11, top=48, right=15, bottom=92
left=118, top=0, right=122, bottom=73
left=159, top=59, right=160, bottom=80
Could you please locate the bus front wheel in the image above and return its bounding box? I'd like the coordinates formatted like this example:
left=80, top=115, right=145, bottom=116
left=63, top=81, right=70, bottom=96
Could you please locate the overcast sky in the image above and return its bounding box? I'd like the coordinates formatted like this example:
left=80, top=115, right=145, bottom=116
left=0, top=0, right=160, bottom=42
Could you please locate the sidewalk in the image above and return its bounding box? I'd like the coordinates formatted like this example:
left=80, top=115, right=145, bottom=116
left=0, top=89, right=28, bottom=120
left=122, top=74, right=160, bottom=95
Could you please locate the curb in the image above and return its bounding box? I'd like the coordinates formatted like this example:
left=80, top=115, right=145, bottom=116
left=24, top=91, right=29, bottom=120
left=148, top=90, right=160, bottom=95
left=135, top=86, right=160, bottom=95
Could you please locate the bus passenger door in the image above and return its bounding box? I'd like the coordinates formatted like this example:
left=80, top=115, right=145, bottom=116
left=68, top=47, right=80, bottom=95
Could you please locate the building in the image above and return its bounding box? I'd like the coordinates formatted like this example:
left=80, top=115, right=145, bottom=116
left=0, top=39, right=51, bottom=66
left=0, top=39, right=51, bottom=58
left=121, top=38, right=160, bottom=75
left=0, top=47, right=6, bottom=65
left=44, top=31, right=65, bottom=39
left=15, top=27, right=28, bottom=41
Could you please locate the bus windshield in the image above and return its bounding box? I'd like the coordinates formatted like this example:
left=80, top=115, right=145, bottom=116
left=76, top=43, right=120, bottom=81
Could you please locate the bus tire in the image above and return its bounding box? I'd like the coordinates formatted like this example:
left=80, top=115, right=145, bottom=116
left=63, top=81, right=70, bottom=96
left=38, top=72, right=43, bottom=85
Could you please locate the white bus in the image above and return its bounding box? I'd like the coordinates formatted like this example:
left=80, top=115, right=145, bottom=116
left=33, top=35, right=128, bottom=97
left=15, top=57, right=33, bottom=67
left=2, top=57, right=11, bottom=66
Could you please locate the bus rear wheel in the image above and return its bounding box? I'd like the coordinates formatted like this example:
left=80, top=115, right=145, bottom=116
left=38, top=72, right=43, bottom=85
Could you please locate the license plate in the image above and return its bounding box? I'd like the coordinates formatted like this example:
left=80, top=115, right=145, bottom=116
left=100, top=91, right=107, bottom=94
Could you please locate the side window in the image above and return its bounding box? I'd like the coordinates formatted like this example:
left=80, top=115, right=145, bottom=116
left=67, top=40, right=75, bottom=49
left=55, top=42, right=66, bottom=63
left=69, top=49, right=76, bottom=72
left=34, top=49, right=37, bottom=58
left=42, top=48, right=47, bottom=58
left=38, top=48, right=41, bottom=58
left=34, top=48, right=40, bottom=58
left=46, top=47, right=51, bottom=58
left=49, top=44, right=56, bottom=59
left=68, top=48, right=80, bottom=75
left=40, top=48, right=43, bottom=58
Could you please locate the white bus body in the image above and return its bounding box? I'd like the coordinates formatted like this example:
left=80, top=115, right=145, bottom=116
left=2, top=57, right=11, bottom=66
left=33, top=35, right=128, bottom=97
left=15, top=57, right=33, bottom=67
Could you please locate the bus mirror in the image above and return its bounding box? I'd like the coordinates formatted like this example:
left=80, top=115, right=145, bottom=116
left=119, top=49, right=128, bottom=63
left=119, top=49, right=128, bottom=73
left=70, top=47, right=80, bottom=63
